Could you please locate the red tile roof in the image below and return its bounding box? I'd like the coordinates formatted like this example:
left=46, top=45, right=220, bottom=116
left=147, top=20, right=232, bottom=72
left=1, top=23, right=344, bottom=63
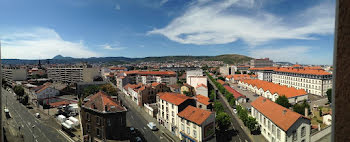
left=151, top=82, right=161, bottom=87
left=195, top=95, right=210, bottom=105
left=226, top=75, right=234, bottom=79
left=158, top=92, right=192, bottom=106
left=251, top=97, right=309, bottom=131
left=217, top=79, right=225, bottom=85
left=249, top=66, right=330, bottom=75
left=233, top=74, right=257, bottom=81
left=50, top=100, right=72, bottom=107
left=178, top=106, right=213, bottom=125
left=124, top=83, right=142, bottom=90
left=196, top=83, right=208, bottom=89
left=109, top=67, right=127, bottom=70
left=240, top=79, right=307, bottom=98
left=84, top=91, right=126, bottom=112
left=224, top=85, right=246, bottom=99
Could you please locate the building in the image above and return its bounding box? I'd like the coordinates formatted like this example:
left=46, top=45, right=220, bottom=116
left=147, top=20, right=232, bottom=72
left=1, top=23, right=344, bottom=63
left=236, top=66, right=250, bottom=73
left=30, top=83, right=60, bottom=106
left=123, top=82, right=170, bottom=106
left=168, top=84, right=181, bottom=93
left=250, top=58, right=273, bottom=68
left=251, top=97, right=311, bottom=142
left=195, top=84, right=208, bottom=97
left=47, top=66, right=100, bottom=83
left=2, top=68, right=27, bottom=83
left=186, top=69, right=203, bottom=80
left=177, top=106, right=215, bottom=142
left=194, top=95, right=211, bottom=111
left=157, top=92, right=196, bottom=135
left=249, top=67, right=276, bottom=82
left=118, top=70, right=177, bottom=86
left=187, top=76, right=207, bottom=89
left=81, top=91, right=127, bottom=141
left=224, top=85, right=247, bottom=104
left=239, top=79, right=308, bottom=104
left=272, top=65, right=332, bottom=96
left=180, top=83, right=195, bottom=96
left=232, top=74, right=258, bottom=83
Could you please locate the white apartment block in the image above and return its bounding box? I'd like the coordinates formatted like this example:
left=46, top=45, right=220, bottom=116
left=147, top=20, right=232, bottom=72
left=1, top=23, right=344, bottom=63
left=251, top=97, right=311, bottom=142
left=272, top=67, right=332, bottom=96
left=120, top=71, right=177, bottom=86
left=2, top=68, right=27, bottom=82
left=250, top=58, right=273, bottom=68
left=47, top=66, right=100, bottom=83
left=249, top=67, right=276, bottom=82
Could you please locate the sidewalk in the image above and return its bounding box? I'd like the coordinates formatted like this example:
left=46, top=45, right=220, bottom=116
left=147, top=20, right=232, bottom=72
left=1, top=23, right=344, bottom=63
left=117, top=89, right=179, bottom=142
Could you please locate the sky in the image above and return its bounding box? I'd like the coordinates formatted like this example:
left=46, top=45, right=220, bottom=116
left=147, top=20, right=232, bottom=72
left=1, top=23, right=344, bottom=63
left=0, top=0, right=335, bottom=65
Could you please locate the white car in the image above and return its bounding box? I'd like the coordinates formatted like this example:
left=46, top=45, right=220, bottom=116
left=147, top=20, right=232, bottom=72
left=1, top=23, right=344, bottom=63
left=233, top=109, right=237, bottom=114
left=35, top=113, right=40, bottom=118
left=147, top=122, right=157, bottom=131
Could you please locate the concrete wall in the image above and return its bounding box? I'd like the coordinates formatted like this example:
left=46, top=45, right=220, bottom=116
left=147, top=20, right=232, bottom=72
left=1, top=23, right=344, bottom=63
left=83, top=67, right=100, bottom=83
left=310, top=125, right=331, bottom=142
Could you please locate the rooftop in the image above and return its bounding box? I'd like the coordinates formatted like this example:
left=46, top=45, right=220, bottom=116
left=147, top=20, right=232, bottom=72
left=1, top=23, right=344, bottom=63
left=178, top=106, right=213, bottom=125
left=158, top=92, right=192, bottom=106
left=195, top=95, right=210, bottom=105
left=224, top=85, right=246, bottom=99
left=83, top=91, right=126, bottom=113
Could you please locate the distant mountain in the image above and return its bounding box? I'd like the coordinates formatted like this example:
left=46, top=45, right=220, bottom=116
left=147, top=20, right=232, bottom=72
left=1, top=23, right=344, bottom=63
left=2, top=54, right=253, bottom=65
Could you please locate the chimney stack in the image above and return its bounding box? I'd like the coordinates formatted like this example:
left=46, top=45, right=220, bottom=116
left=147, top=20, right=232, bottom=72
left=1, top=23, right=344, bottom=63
left=283, top=109, right=287, bottom=115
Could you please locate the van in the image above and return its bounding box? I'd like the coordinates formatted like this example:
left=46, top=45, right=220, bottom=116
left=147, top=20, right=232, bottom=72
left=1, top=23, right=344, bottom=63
left=147, top=122, right=157, bottom=131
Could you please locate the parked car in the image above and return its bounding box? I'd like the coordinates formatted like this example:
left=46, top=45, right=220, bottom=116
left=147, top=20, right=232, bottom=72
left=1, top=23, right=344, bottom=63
left=147, top=122, right=157, bottom=131
left=130, top=127, right=136, bottom=135
left=35, top=113, right=40, bottom=118
left=135, top=137, right=142, bottom=142
left=233, top=109, right=237, bottom=114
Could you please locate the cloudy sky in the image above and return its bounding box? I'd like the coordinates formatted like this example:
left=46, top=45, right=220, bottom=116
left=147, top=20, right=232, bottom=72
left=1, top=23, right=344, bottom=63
left=0, top=0, right=335, bottom=64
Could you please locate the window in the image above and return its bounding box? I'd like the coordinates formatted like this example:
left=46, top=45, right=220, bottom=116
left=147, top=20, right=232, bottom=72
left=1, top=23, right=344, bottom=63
left=186, top=120, right=190, bottom=126
left=301, top=126, right=306, bottom=137
left=193, top=130, right=197, bottom=138
left=292, top=130, right=297, bottom=141
left=96, top=116, right=101, bottom=125
left=272, top=125, right=276, bottom=135
left=187, top=127, right=190, bottom=134
left=181, top=124, right=184, bottom=131
left=172, top=111, right=174, bottom=117
left=172, top=118, right=174, bottom=124
left=86, top=113, right=90, bottom=121
left=107, top=119, right=111, bottom=126
left=277, top=129, right=281, bottom=140
left=97, top=128, right=102, bottom=138
left=87, top=124, right=90, bottom=132
left=268, top=121, right=271, bottom=131
left=193, top=123, right=196, bottom=128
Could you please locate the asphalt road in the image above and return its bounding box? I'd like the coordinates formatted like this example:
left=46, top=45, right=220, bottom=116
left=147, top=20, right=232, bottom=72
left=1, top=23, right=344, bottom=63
left=2, top=89, right=70, bottom=142
left=208, top=78, right=251, bottom=142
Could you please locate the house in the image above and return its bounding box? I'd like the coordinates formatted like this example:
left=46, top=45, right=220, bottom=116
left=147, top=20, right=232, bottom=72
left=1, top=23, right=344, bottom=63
left=168, top=84, right=181, bottom=93
left=225, top=75, right=234, bottom=82
left=195, top=84, right=208, bottom=97
left=232, top=74, right=258, bottom=83
left=180, top=83, right=195, bottom=96
left=157, top=92, right=196, bottom=135
left=224, top=85, right=247, bottom=104
left=194, top=95, right=211, bottom=111
left=30, top=83, right=60, bottom=106
left=177, top=106, right=215, bottom=142
left=251, top=97, right=311, bottom=142
left=123, top=83, right=170, bottom=106
left=81, top=91, right=127, bottom=141
left=217, top=79, right=225, bottom=86
left=239, top=79, right=308, bottom=104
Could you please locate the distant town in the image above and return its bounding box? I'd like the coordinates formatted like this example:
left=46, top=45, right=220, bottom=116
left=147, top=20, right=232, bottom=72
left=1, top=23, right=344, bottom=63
left=1, top=55, right=333, bottom=142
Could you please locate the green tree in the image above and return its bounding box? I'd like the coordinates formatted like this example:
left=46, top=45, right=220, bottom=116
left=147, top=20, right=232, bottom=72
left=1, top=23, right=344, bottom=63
left=216, top=112, right=231, bottom=131
left=83, top=85, right=100, bottom=98
left=21, top=95, right=29, bottom=105
left=209, top=90, right=216, bottom=101
left=229, top=98, right=236, bottom=108
left=218, top=77, right=225, bottom=81
left=246, top=116, right=258, bottom=132
left=293, top=100, right=310, bottom=116
left=101, top=84, right=117, bottom=96
left=275, top=95, right=292, bottom=108
left=14, top=86, right=25, bottom=100
left=214, top=101, right=224, bottom=113
left=326, top=89, right=332, bottom=103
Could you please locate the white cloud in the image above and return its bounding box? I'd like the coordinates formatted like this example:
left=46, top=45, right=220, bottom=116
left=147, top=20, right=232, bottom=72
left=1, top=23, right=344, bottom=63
left=148, top=0, right=335, bottom=45
left=160, top=0, right=168, bottom=6
left=101, top=43, right=125, bottom=50
left=115, top=4, right=121, bottom=10
left=1, top=27, right=99, bottom=59
left=248, top=46, right=311, bottom=64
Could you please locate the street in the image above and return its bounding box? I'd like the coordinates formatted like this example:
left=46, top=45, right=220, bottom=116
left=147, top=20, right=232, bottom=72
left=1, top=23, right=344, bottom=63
left=2, top=89, right=71, bottom=142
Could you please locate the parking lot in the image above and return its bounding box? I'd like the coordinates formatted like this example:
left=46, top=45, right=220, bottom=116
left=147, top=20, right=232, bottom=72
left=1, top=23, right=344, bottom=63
left=228, top=82, right=260, bottom=109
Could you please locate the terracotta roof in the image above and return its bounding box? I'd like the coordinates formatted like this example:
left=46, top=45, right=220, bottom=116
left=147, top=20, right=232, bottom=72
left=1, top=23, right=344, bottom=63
left=34, top=82, right=52, bottom=93
left=158, top=92, right=192, bottom=106
left=109, top=67, right=126, bottom=70
left=196, top=83, right=208, bottom=89
left=168, top=84, right=180, bottom=89
left=122, top=70, right=176, bottom=76
left=124, top=83, right=142, bottom=90
left=293, top=64, right=301, bottom=67
left=224, top=85, right=246, bottom=99
left=195, top=95, right=210, bottom=105
left=226, top=75, right=234, bottom=79
left=251, top=97, right=309, bottom=131
left=240, top=79, right=307, bottom=98
left=274, top=67, right=330, bottom=75
left=249, top=67, right=278, bottom=71
left=50, top=100, right=72, bottom=107
left=83, top=91, right=126, bottom=112
left=178, top=106, right=213, bottom=125
left=233, top=74, right=257, bottom=81
left=151, top=82, right=161, bottom=87
left=217, top=79, right=225, bottom=85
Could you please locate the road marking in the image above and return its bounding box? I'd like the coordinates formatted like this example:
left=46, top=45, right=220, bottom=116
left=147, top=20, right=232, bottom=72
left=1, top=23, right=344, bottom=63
left=57, top=130, right=75, bottom=142
left=239, top=138, right=242, bottom=142
left=240, top=126, right=243, bottom=129
left=144, top=127, right=146, bottom=129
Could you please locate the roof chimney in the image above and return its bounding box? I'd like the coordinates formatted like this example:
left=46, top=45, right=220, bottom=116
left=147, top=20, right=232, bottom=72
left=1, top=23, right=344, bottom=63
left=283, top=109, right=287, bottom=115
left=263, top=98, right=266, bottom=102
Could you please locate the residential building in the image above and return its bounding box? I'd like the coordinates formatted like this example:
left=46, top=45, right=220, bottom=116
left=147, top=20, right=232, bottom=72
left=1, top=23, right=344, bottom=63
left=250, top=58, right=273, bottom=68
left=119, top=70, right=177, bottom=86
left=195, top=84, right=208, bottom=97
left=249, top=67, right=277, bottom=82
left=236, top=65, right=250, bottom=73
left=186, top=69, right=203, bottom=80
left=187, top=76, right=207, bottom=88
left=157, top=92, right=196, bottom=135
left=30, top=82, right=60, bottom=106
left=251, top=97, right=311, bottom=142
left=224, top=85, right=247, bottom=104
left=232, top=74, right=258, bottom=83
left=47, top=66, right=100, bottom=83
left=180, top=83, right=195, bottom=96
left=177, top=106, right=215, bottom=142
left=81, top=91, right=127, bottom=142
left=194, top=95, right=211, bottom=111
left=168, top=84, right=181, bottom=93
left=2, top=68, right=27, bottom=83
left=239, top=79, right=308, bottom=104
left=123, top=83, right=170, bottom=106
left=271, top=66, right=332, bottom=96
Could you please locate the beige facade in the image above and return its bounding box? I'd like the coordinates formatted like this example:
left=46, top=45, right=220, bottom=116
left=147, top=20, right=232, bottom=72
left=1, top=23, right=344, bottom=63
left=250, top=58, right=273, bottom=68
left=2, top=68, right=27, bottom=82
left=47, top=66, right=100, bottom=83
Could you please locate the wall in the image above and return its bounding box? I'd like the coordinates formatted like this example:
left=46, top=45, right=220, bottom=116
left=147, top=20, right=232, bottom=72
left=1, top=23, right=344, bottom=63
left=310, top=125, right=331, bottom=142
left=83, top=67, right=100, bottom=83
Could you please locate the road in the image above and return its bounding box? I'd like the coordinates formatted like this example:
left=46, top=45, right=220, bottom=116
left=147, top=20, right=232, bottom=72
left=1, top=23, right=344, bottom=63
left=207, top=77, right=251, bottom=142
left=2, top=89, right=71, bottom=142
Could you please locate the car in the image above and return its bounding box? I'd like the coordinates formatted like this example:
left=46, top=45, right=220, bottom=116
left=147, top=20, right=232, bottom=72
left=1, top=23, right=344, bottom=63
left=147, top=122, right=157, bottom=131
left=135, top=137, right=142, bottom=142
left=35, top=113, right=40, bottom=118
left=233, top=109, right=237, bottom=114
left=130, top=127, right=136, bottom=135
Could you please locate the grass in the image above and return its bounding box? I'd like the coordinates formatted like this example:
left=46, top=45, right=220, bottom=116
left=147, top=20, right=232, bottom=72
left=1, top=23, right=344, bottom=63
left=310, top=106, right=331, bottom=129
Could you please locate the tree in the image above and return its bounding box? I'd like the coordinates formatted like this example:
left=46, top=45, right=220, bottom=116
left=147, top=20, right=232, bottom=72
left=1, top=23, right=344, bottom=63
left=235, top=71, right=241, bottom=74
left=14, top=86, right=24, bottom=100
left=275, top=95, right=292, bottom=108
left=83, top=85, right=100, bottom=98
left=21, top=95, right=29, bottom=105
left=229, top=98, right=236, bottom=108
left=101, top=84, right=117, bottom=96
left=209, top=90, right=216, bottom=101
left=214, top=101, right=224, bottom=113
left=216, top=112, right=231, bottom=131
left=218, top=77, right=225, bottom=81
left=326, top=89, right=332, bottom=103
left=246, top=116, right=258, bottom=132
left=293, top=100, right=310, bottom=116
left=182, top=91, right=193, bottom=97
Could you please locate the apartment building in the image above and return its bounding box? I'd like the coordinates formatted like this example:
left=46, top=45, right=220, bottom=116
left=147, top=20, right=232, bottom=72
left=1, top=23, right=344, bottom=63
left=194, top=95, right=211, bottom=111
left=239, top=79, right=308, bottom=104
left=249, top=67, right=276, bottom=82
left=2, top=68, right=27, bottom=83
left=118, top=70, right=177, bottom=86
left=251, top=97, right=311, bottom=142
left=81, top=91, right=127, bottom=142
left=271, top=66, right=332, bottom=96
left=177, top=106, right=215, bottom=142
left=250, top=58, right=273, bottom=68
left=195, top=84, right=208, bottom=97
left=231, top=74, right=258, bottom=83
left=123, top=82, right=170, bottom=106
left=47, top=66, right=100, bottom=83
left=156, top=92, right=196, bottom=135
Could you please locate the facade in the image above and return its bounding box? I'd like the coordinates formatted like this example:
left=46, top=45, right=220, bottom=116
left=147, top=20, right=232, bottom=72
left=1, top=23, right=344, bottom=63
left=2, top=68, right=27, bottom=83
left=30, top=83, right=60, bottom=106
left=156, top=92, right=196, bottom=135
left=251, top=97, right=311, bottom=142
left=187, top=76, right=207, bottom=88
left=186, top=69, right=203, bottom=80
left=249, top=67, right=276, bottom=82
left=195, top=84, right=208, bottom=97
left=236, top=66, right=250, bottom=73
left=224, top=85, right=247, bottom=104
left=271, top=66, right=332, bottom=96
left=81, top=91, right=127, bottom=142
left=177, top=106, right=215, bottom=142
left=123, top=83, right=170, bottom=106
left=47, top=66, right=100, bottom=83
left=239, top=79, right=308, bottom=104
left=250, top=58, right=273, bottom=68
left=180, top=83, right=195, bottom=96
left=119, top=70, right=177, bottom=86
left=194, top=95, right=211, bottom=111
left=232, top=74, right=258, bottom=83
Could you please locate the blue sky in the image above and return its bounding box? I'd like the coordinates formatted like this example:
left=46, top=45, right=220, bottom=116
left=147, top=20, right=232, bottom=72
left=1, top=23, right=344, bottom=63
left=0, top=0, right=335, bottom=65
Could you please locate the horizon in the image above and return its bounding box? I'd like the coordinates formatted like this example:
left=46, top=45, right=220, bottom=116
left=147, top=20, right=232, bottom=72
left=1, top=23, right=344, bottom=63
left=0, top=0, right=335, bottom=65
